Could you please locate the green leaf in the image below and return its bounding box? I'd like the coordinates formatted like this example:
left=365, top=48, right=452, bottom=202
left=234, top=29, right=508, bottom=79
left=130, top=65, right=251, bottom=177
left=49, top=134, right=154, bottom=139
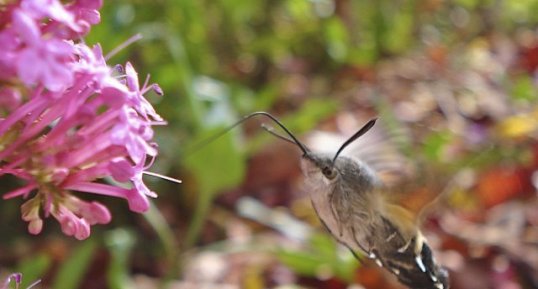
left=280, top=98, right=339, bottom=133
left=423, top=130, right=454, bottom=161
left=285, top=0, right=314, bottom=23
left=183, top=126, right=246, bottom=246
left=277, top=233, right=359, bottom=282
left=324, top=18, right=349, bottom=62
left=185, top=127, right=246, bottom=197
left=277, top=249, right=326, bottom=277
left=384, top=12, right=413, bottom=54
left=52, top=239, right=97, bottom=289
left=310, top=233, right=360, bottom=282
left=309, top=232, right=337, bottom=259
left=511, top=75, right=538, bottom=102
left=253, top=84, right=280, bottom=112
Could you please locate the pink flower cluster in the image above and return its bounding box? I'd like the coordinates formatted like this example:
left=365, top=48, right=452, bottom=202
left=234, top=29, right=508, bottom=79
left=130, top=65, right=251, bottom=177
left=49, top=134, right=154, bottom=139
left=0, top=0, right=165, bottom=239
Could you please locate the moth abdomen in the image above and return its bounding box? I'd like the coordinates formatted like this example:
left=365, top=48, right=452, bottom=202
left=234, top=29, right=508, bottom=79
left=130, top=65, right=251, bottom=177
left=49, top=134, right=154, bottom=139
left=375, top=235, right=449, bottom=289
left=359, top=216, right=449, bottom=289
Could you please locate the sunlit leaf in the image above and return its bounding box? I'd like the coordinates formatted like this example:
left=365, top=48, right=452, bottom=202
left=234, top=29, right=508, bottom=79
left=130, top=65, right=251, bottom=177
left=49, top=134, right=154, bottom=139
left=423, top=130, right=454, bottom=161
left=277, top=249, right=326, bottom=277
left=324, top=18, right=349, bottom=62
left=511, top=75, right=538, bottom=102
left=285, top=0, right=314, bottom=22
left=277, top=233, right=359, bottom=283
left=185, top=127, right=245, bottom=197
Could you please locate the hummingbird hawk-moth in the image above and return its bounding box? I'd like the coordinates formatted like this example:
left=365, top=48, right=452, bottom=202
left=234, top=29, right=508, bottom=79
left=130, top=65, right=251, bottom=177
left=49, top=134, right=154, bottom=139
left=212, top=111, right=449, bottom=289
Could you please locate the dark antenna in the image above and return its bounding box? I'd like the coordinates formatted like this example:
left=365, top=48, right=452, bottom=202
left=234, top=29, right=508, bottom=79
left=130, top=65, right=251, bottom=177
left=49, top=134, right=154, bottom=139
left=331, top=118, right=377, bottom=165
left=191, top=111, right=310, bottom=156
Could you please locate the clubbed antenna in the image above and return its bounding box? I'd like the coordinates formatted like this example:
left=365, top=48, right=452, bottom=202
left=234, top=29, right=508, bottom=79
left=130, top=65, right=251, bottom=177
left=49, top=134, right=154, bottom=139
left=331, top=118, right=377, bottom=165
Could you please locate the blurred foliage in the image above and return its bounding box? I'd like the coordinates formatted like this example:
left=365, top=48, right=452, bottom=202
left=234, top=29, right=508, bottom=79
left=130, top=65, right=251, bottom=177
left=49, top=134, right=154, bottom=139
left=2, top=0, right=538, bottom=288
left=52, top=240, right=97, bottom=289
left=276, top=233, right=359, bottom=283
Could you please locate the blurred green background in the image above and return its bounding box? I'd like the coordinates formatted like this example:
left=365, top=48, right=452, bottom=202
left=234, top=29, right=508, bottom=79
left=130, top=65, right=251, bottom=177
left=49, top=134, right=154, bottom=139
left=2, top=0, right=538, bottom=288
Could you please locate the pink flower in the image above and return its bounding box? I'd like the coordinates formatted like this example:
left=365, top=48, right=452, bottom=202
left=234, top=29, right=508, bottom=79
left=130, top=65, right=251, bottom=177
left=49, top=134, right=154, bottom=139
left=0, top=0, right=166, bottom=240
left=13, top=9, right=75, bottom=92
left=1, top=272, right=40, bottom=289
left=21, top=0, right=81, bottom=32
left=66, top=0, right=103, bottom=35
left=1, top=273, right=21, bottom=289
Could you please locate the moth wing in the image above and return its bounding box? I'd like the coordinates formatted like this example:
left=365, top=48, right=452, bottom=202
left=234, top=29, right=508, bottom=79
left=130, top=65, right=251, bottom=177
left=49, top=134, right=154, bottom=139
left=386, top=162, right=451, bottom=225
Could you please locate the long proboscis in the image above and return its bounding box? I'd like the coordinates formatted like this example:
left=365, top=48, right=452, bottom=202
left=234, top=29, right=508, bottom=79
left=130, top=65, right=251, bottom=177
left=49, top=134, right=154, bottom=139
left=331, top=118, right=377, bottom=165
left=190, top=111, right=310, bottom=156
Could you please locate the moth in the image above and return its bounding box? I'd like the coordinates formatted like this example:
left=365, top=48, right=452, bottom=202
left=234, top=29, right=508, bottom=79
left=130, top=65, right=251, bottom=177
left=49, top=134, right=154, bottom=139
left=213, top=111, right=449, bottom=289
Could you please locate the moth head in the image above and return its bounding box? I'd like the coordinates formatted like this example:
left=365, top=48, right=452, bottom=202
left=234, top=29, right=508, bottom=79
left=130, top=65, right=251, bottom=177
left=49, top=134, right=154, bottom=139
left=302, top=153, right=338, bottom=181
left=253, top=112, right=376, bottom=182
left=301, top=118, right=377, bottom=182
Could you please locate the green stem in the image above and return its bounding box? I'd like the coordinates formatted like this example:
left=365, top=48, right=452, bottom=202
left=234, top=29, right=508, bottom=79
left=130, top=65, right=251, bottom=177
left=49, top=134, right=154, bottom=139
left=143, top=201, right=180, bottom=288
left=183, top=188, right=212, bottom=249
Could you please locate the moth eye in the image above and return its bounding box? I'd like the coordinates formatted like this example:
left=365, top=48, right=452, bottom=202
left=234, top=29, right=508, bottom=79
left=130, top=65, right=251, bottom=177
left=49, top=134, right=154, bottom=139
left=322, top=166, right=337, bottom=179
